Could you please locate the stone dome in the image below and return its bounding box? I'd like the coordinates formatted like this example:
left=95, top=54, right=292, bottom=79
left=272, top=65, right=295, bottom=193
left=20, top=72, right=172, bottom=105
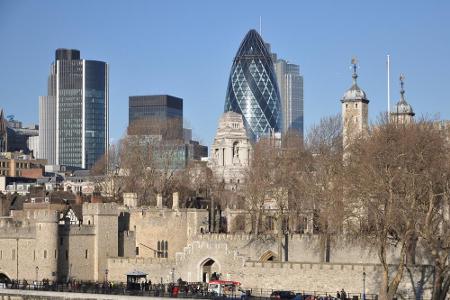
left=393, top=75, right=415, bottom=116
left=341, top=67, right=369, bottom=103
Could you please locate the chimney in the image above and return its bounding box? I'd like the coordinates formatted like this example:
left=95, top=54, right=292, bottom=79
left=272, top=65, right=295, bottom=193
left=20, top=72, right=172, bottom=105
left=156, top=194, right=163, bottom=209
left=75, top=192, right=83, bottom=205
left=172, top=192, right=179, bottom=210
left=91, top=192, right=103, bottom=204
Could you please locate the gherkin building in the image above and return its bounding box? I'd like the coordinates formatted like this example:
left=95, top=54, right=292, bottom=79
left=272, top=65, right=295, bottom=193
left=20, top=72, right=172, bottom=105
left=224, top=29, right=282, bottom=141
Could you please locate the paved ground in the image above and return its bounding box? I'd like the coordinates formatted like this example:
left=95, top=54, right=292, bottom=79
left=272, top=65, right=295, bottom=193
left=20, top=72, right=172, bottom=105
left=0, top=289, right=181, bottom=299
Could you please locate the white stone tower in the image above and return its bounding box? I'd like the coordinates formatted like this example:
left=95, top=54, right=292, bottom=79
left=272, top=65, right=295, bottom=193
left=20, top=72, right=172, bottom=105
left=341, top=57, right=369, bottom=148
left=209, top=112, right=251, bottom=191
left=390, top=74, right=415, bottom=124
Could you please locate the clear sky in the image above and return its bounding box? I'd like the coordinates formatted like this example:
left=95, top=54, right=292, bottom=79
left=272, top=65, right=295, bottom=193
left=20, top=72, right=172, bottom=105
left=0, top=1, right=449, bottom=147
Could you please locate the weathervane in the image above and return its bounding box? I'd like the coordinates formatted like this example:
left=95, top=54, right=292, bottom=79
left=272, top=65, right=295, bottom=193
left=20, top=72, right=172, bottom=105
left=351, top=56, right=358, bottom=83
left=399, top=73, right=406, bottom=100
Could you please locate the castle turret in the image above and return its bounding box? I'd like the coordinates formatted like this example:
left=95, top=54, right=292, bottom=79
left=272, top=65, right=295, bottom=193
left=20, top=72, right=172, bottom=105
left=341, top=57, right=369, bottom=148
left=390, top=74, right=415, bottom=124
left=34, top=209, right=59, bottom=281
left=82, top=203, right=118, bottom=281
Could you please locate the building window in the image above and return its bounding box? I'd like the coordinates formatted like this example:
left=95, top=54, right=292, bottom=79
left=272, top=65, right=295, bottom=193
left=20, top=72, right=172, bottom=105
left=85, top=249, right=88, bottom=259
left=65, top=250, right=69, bottom=260
left=12, top=249, right=15, bottom=260
left=157, top=240, right=168, bottom=258
left=60, top=237, right=63, bottom=246
left=355, top=103, right=358, bottom=108
left=1, top=250, right=2, bottom=259
left=44, top=250, right=47, bottom=259
left=34, top=250, right=36, bottom=261
left=136, top=247, right=139, bottom=256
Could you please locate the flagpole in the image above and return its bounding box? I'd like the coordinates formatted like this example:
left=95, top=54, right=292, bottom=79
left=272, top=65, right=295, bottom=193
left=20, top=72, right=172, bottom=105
left=387, top=54, right=391, bottom=115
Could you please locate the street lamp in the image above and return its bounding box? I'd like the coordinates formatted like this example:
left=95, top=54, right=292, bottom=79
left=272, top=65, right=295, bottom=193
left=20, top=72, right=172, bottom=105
left=35, top=266, right=39, bottom=283
left=105, top=269, right=109, bottom=283
left=362, top=272, right=366, bottom=300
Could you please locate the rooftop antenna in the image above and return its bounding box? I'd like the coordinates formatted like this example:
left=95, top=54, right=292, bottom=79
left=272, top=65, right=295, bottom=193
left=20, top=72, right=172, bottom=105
left=259, top=16, right=262, bottom=36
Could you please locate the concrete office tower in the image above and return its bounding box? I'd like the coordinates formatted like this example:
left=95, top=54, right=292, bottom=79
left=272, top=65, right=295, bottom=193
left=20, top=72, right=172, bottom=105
left=39, top=96, right=56, bottom=163
left=39, top=49, right=109, bottom=169
left=224, top=30, right=282, bottom=141
left=274, top=59, right=304, bottom=136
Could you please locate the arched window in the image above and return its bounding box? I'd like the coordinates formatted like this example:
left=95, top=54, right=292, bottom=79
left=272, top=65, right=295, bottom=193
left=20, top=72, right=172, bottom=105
left=232, top=141, right=239, bottom=158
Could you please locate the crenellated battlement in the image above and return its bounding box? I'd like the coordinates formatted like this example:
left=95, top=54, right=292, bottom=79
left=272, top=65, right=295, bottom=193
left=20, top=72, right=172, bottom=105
left=108, top=257, right=175, bottom=265
left=60, top=224, right=96, bottom=236
left=82, top=202, right=118, bottom=216
left=0, top=222, right=36, bottom=238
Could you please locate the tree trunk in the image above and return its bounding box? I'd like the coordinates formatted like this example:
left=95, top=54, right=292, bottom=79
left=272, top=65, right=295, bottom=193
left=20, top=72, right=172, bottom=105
left=432, top=266, right=442, bottom=300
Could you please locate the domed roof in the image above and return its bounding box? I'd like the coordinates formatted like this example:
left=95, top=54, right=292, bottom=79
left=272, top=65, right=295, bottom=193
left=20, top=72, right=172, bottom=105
left=341, top=59, right=369, bottom=103
left=393, top=75, right=414, bottom=116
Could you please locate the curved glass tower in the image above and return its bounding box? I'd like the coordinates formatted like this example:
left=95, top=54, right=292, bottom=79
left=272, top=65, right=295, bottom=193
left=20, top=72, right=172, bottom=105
left=224, top=29, right=282, bottom=141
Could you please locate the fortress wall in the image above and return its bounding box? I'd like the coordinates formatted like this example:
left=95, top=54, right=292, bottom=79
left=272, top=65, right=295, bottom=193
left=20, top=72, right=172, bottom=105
left=235, top=261, right=433, bottom=298
left=129, top=209, right=208, bottom=259
left=107, top=257, right=174, bottom=283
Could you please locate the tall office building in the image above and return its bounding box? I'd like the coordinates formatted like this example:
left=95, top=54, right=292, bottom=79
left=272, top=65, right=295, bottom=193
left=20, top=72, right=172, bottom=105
left=224, top=29, right=282, bottom=141
left=274, top=59, right=304, bottom=136
left=128, top=95, right=183, bottom=139
left=39, top=49, right=109, bottom=169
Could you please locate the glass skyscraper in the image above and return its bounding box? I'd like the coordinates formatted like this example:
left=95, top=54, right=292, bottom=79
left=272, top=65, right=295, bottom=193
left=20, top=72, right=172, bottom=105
left=39, top=49, right=108, bottom=169
left=274, top=59, right=304, bottom=136
left=224, top=29, right=282, bottom=141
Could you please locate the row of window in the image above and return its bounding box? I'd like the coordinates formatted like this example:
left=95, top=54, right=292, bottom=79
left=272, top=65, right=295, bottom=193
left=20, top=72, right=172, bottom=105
left=0, top=248, right=89, bottom=260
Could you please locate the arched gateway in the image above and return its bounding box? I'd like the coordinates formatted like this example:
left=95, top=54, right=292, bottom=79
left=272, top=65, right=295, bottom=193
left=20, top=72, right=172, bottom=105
left=199, top=258, right=220, bottom=282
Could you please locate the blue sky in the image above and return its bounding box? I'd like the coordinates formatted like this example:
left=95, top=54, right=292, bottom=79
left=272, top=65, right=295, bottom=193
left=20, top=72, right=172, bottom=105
left=0, top=1, right=449, bottom=146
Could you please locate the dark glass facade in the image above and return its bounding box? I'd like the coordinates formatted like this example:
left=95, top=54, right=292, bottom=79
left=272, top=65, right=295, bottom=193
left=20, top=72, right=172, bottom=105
left=129, top=95, right=183, bottom=123
left=128, top=95, right=183, bottom=139
left=224, top=30, right=282, bottom=140
left=84, top=61, right=107, bottom=169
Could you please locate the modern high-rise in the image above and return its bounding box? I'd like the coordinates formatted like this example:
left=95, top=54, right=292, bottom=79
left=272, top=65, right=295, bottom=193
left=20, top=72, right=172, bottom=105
left=39, top=49, right=109, bottom=169
left=128, top=95, right=183, bottom=139
left=224, top=29, right=282, bottom=141
left=274, top=59, right=304, bottom=136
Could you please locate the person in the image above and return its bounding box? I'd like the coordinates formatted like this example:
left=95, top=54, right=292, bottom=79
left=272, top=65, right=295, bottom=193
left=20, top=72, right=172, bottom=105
left=341, top=289, right=346, bottom=300
left=337, top=291, right=341, bottom=299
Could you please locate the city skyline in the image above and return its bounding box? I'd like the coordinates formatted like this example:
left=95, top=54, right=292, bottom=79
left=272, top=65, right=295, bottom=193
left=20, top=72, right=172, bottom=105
left=0, top=1, right=449, bottom=147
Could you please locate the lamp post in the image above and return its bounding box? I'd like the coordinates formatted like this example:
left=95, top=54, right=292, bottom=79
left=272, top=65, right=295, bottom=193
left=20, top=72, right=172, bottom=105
left=362, top=272, right=366, bottom=300
left=171, top=268, right=175, bottom=283
left=105, top=269, right=109, bottom=283
left=35, top=266, right=39, bottom=283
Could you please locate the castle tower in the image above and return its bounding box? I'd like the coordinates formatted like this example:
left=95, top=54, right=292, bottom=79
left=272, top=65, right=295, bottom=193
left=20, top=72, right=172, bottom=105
left=341, top=57, right=369, bottom=148
left=35, top=210, right=59, bottom=281
left=390, top=74, right=415, bottom=124
left=82, top=203, right=118, bottom=281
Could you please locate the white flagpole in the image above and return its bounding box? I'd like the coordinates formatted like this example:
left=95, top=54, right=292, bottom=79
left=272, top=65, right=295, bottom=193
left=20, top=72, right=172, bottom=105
left=387, top=54, right=391, bottom=115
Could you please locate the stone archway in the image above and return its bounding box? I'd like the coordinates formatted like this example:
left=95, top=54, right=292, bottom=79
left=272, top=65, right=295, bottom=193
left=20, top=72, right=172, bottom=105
left=199, top=258, right=220, bottom=283
left=0, top=273, right=11, bottom=283
left=259, top=250, right=277, bottom=262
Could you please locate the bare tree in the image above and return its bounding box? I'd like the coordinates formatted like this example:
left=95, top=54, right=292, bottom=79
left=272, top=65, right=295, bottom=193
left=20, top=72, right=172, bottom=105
left=118, top=118, right=185, bottom=206
left=303, top=115, right=345, bottom=261
left=343, top=116, right=449, bottom=300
